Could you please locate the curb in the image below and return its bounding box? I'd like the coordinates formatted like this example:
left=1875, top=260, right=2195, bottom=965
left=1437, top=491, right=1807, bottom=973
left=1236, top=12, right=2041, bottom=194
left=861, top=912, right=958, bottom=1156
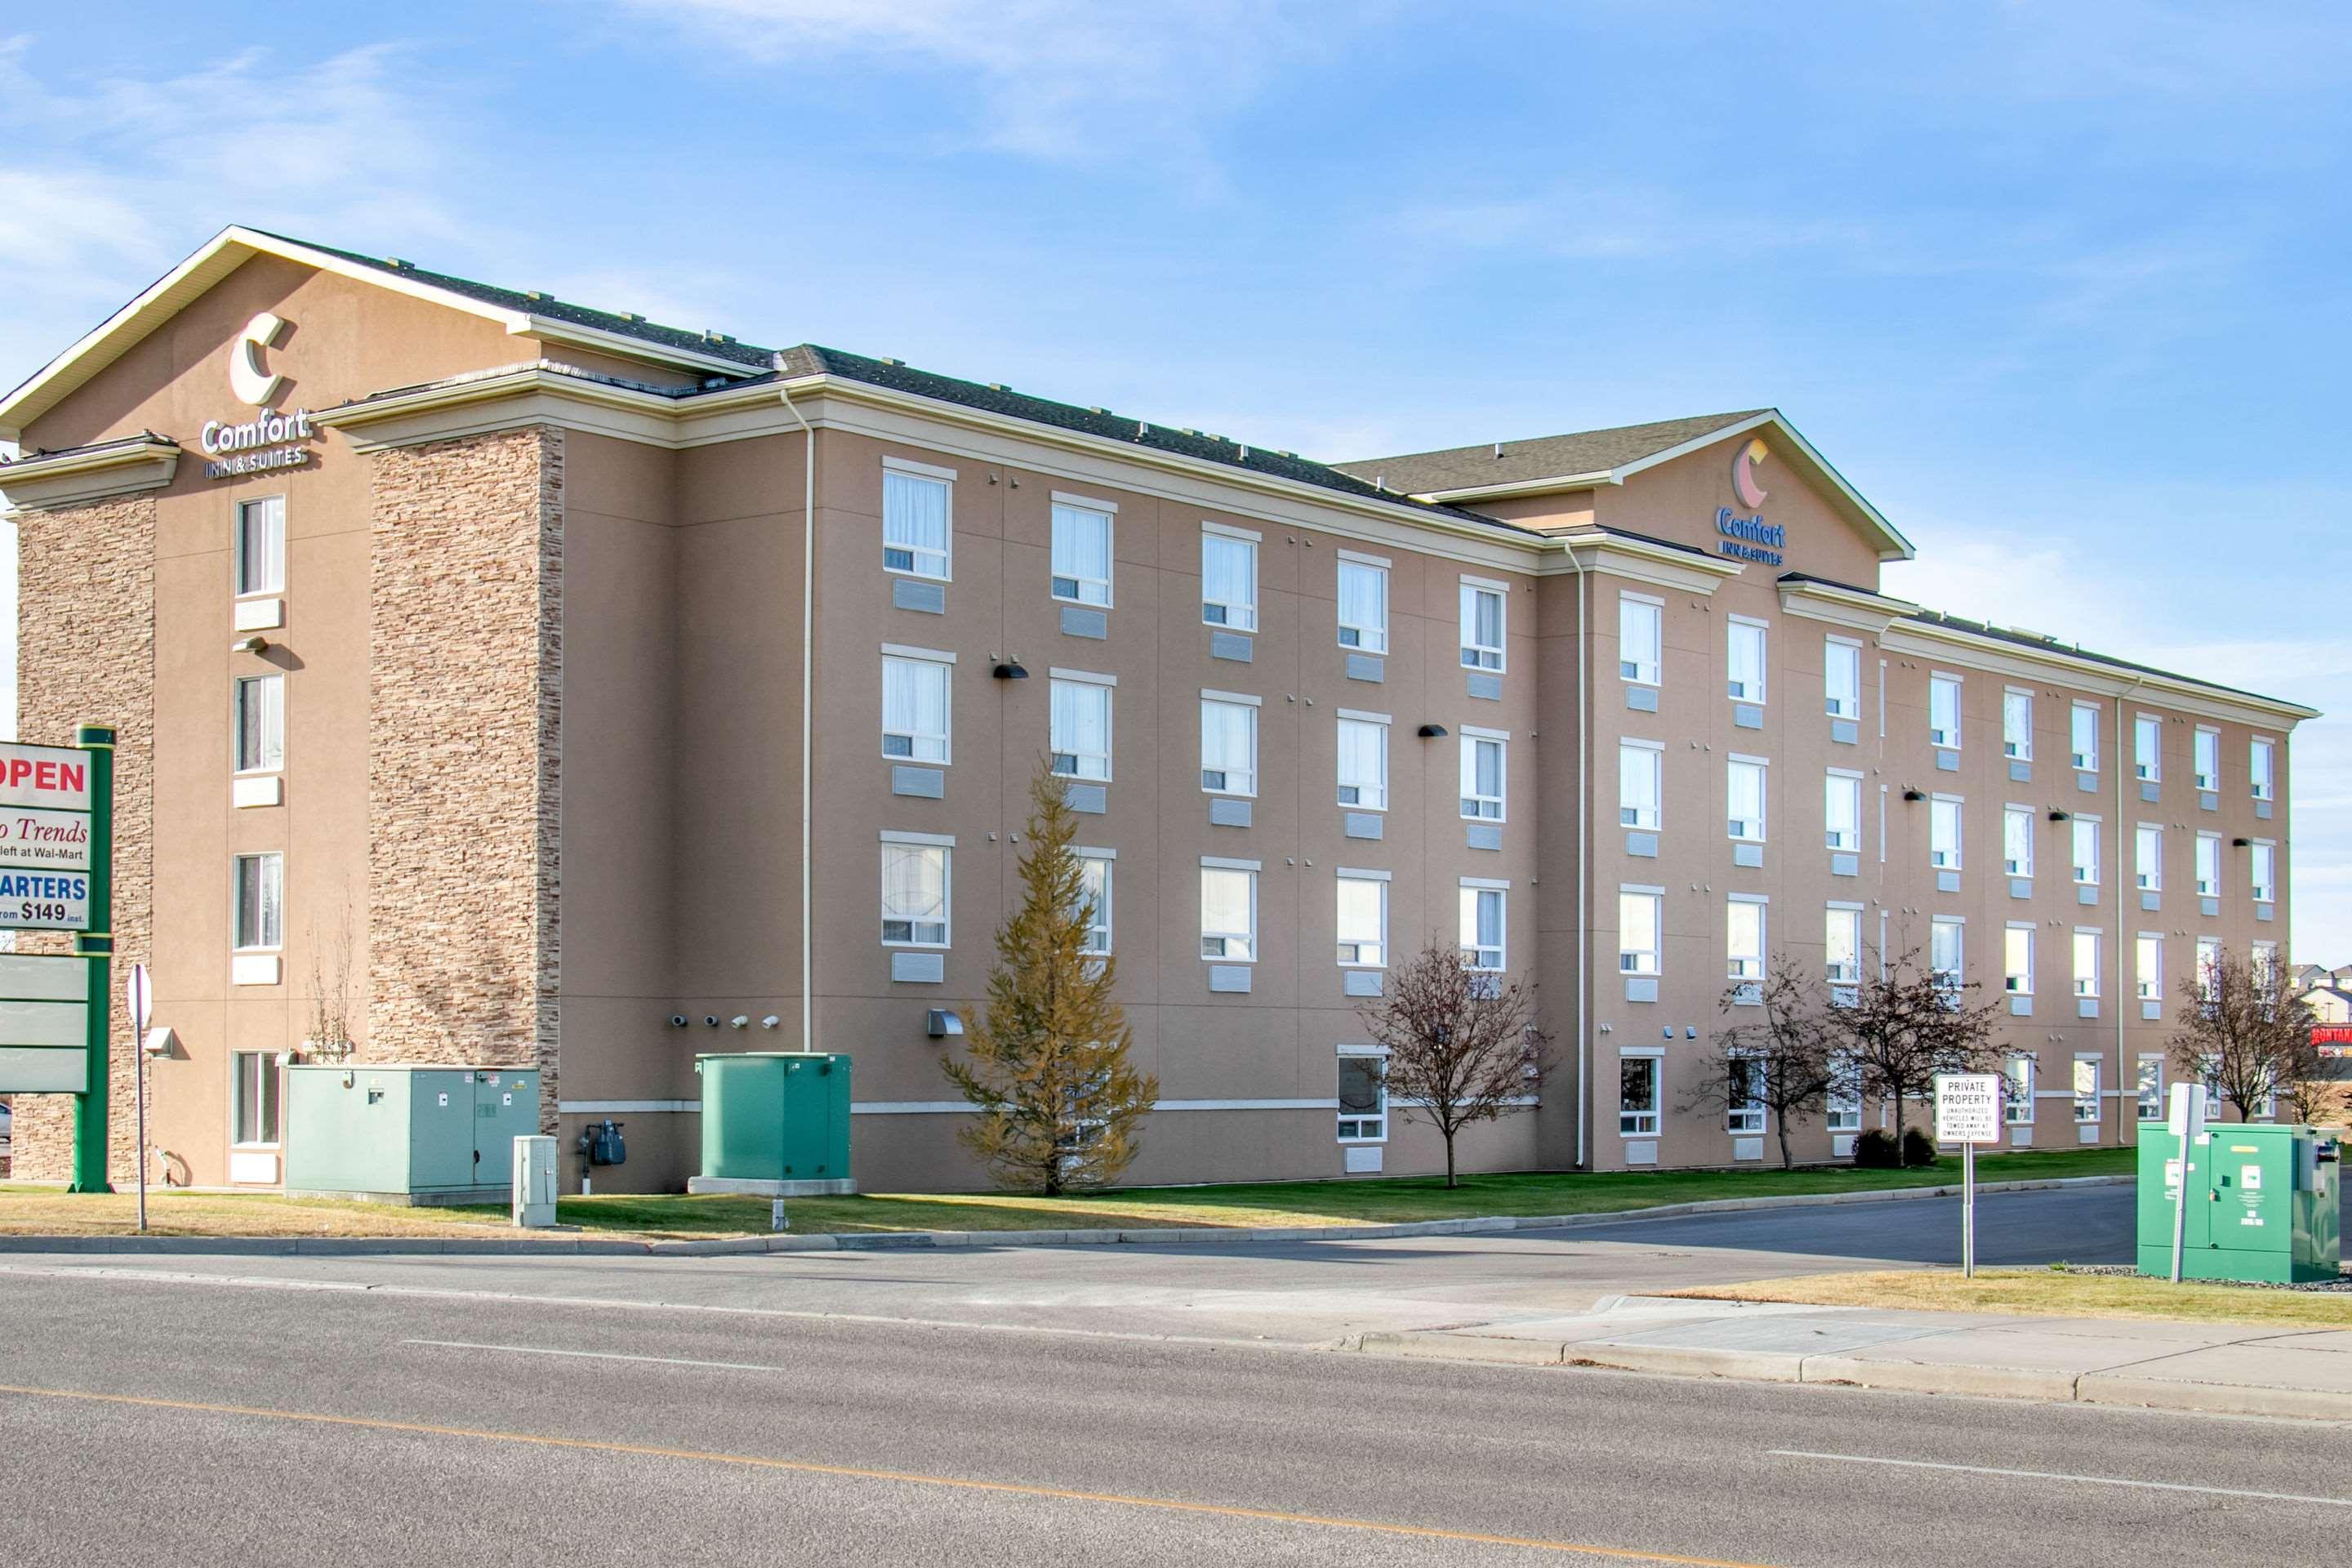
left=0, top=1174, right=2133, bottom=1258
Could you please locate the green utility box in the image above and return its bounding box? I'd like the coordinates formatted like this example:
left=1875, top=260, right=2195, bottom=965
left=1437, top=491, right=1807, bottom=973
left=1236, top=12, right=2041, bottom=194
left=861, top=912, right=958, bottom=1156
left=688, top=1052, right=855, bottom=1196
left=284, top=1064, right=542, bottom=1205
left=2136, top=1121, right=2341, bottom=1283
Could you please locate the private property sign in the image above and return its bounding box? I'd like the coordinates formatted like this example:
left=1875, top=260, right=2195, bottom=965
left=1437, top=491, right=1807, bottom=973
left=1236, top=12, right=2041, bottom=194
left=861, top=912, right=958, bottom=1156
left=1934, top=1073, right=2004, bottom=1146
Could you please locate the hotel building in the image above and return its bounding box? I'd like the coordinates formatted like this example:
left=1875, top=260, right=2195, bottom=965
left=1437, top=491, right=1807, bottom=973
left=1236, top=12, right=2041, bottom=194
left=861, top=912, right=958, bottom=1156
left=0, top=227, right=2316, bottom=1192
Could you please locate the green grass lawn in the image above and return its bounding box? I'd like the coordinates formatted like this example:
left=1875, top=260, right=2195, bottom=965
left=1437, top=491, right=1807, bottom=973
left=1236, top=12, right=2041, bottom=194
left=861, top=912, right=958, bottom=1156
left=1676, top=1265, right=2352, bottom=1329
left=0, top=1144, right=2129, bottom=1238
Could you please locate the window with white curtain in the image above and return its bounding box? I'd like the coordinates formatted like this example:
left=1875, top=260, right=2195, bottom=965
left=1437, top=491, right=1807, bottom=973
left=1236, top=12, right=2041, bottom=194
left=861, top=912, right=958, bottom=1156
left=1619, top=889, right=1661, bottom=974
left=2074, top=929, right=2100, bottom=996
left=1050, top=501, right=1112, bottom=606
left=235, top=496, right=285, bottom=596
left=1930, top=796, right=1962, bottom=868
left=1200, top=696, right=1257, bottom=795
left=1460, top=732, right=1506, bottom=821
left=1337, top=874, right=1387, bottom=967
left=234, top=674, right=283, bottom=774
left=1929, top=674, right=1962, bottom=748
left=2005, top=924, right=2034, bottom=994
left=881, top=466, right=951, bottom=579
left=1049, top=678, right=1111, bottom=782
left=1460, top=883, right=1506, bottom=970
left=1824, top=639, right=1860, bottom=719
left=2136, top=933, right=2163, bottom=1000
left=1200, top=864, right=1256, bottom=960
left=1619, top=741, right=1662, bottom=831
left=234, top=853, right=282, bottom=951
left=2251, top=841, right=2276, bottom=904
left=1076, top=855, right=1112, bottom=955
left=1931, top=917, right=1964, bottom=990
left=1336, top=555, right=1388, bottom=653
left=2136, top=824, right=2163, bottom=890
left=2135, top=715, right=2162, bottom=782
left=1727, top=757, right=1766, bottom=842
left=1727, top=618, right=1767, bottom=702
left=2074, top=818, right=2101, bottom=884
left=880, top=653, right=951, bottom=763
left=2003, top=689, right=2033, bottom=760
left=1619, top=595, right=1662, bottom=685
left=2003, top=805, right=2034, bottom=877
left=2071, top=702, right=2100, bottom=770
left=2004, top=1053, right=2036, bottom=1125
left=2196, top=833, right=2221, bottom=897
left=1459, top=579, right=1505, bottom=670
left=1825, top=772, right=1861, bottom=851
left=880, top=839, right=950, bottom=946
left=1726, top=898, right=1765, bottom=979
left=1201, top=528, right=1257, bottom=630
left=1826, top=906, right=1861, bottom=983
left=2193, top=728, right=2219, bottom=791
left=1336, top=713, right=1388, bottom=809
left=2251, top=737, right=2275, bottom=801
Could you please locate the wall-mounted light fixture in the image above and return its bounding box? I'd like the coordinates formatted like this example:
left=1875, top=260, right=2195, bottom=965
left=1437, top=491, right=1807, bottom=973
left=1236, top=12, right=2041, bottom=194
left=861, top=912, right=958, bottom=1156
left=992, top=661, right=1028, bottom=679
left=927, top=1009, right=964, bottom=1040
left=1418, top=724, right=1448, bottom=738
left=2231, top=837, right=2252, bottom=849
left=1902, top=788, right=1926, bottom=802
left=2048, top=809, right=2073, bottom=822
left=233, top=635, right=269, bottom=654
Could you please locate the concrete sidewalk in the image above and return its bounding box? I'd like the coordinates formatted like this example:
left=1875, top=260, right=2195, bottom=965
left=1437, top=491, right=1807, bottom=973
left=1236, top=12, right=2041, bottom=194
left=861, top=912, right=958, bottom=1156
left=1348, top=1295, right=2352, bottom=1422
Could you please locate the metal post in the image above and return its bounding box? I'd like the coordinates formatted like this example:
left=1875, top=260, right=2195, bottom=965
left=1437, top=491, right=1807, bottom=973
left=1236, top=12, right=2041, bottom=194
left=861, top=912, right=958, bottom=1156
left=1962, top=1138, right=1976, bottom=1279
left=2168, top=1127, right=2189, bottom=1285
left=67, top=724, right=114, bottom=1194
left=133, top=1036, right=147, bottom=1232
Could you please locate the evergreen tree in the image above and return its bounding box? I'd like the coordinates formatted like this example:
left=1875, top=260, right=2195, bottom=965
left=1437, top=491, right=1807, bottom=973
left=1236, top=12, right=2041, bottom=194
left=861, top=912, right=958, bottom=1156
left=942, top=764, right=1157, bottom=1194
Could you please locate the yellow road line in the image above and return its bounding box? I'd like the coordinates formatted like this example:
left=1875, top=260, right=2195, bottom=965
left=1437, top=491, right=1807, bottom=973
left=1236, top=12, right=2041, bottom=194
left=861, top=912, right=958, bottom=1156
left=0, top=1382, right=1780, bottom=1566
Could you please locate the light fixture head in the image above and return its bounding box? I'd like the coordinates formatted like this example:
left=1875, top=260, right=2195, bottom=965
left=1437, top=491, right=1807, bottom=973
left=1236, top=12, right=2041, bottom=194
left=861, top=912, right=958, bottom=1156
left=234, top=635, right=269, bottom=654
left=992, top=662, right=1028, bottom=679
left=1418, top=724, right=1447, bottom=738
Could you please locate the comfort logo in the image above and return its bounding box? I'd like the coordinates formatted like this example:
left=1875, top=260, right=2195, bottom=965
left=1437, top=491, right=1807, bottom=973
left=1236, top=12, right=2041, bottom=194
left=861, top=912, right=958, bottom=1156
left=1731, top=437, right=1770, bottom=510
left=229, top=311, right=290, bottom=407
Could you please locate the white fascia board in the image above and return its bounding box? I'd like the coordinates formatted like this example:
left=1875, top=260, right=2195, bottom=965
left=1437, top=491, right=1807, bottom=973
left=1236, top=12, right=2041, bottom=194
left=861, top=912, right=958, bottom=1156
left=1777, top=577, right=1920, bottom=634
left=519, top=315, right=762, bottom=378
left=0, top=436, right=180, bottom=510
left=1551, top=532, right=1741, bottom=595
left=316, top=365, right=682, bottom=450
left=1882, top=619, right=2318, bottom=728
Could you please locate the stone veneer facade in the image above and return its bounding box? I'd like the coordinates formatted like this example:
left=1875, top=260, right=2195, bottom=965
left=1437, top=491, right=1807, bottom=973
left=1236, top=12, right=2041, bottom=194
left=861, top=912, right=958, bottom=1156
left=362, top=425, right=564, bottom=1131
left=10, top=493, right=156, bottom=1183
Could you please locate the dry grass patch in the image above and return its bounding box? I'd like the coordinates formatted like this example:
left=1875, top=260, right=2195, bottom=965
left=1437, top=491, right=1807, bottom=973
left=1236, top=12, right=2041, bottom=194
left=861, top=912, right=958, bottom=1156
left=1673, top=1267, right=2352, bottom=1330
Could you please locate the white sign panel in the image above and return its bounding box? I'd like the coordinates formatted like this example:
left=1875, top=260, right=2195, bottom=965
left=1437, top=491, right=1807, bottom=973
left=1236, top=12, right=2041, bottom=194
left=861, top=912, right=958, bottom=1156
left=0, top=807, right=91, bottom=871
left=0, top=1045, right=86, bottom=1093
left=2167, top=1082, right=2207, bottom=1141
left=0, top=998, right=87, bottom=1047
left=1935, top=1072, right=2004, bottom=1146
left=0, top=870, right=89, bottom=931
left=0, top=744, right=91, bottom=813
left=0, top=953, right=89, bottom=1001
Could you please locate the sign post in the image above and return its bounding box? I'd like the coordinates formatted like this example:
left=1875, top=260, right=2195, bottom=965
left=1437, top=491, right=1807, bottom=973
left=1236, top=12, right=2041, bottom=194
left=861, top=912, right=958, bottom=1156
left=127, top=961, right=153, bottom=1232
left=69, top=728, right=114, bottom=1194
left=1935, top=1073, right=2003, bottom=1278
left=2165, top=1082, right=2208, bottom=1285
left=0, top=733, right=110, bottom=1192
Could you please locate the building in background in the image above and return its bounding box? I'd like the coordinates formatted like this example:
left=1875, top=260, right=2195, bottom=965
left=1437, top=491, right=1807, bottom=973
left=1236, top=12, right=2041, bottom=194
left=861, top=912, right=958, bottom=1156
left=0, top=227, right=2318, bottom=1192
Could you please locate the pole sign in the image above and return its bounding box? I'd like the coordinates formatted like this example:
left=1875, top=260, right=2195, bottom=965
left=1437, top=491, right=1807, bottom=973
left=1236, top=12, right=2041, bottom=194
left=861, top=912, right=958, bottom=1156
left=1934, top=1073, right=2003, bottom=1145
left=0, top=743, right=95, bottom=929
left=2165, top=1082, right=2208, bottom=1283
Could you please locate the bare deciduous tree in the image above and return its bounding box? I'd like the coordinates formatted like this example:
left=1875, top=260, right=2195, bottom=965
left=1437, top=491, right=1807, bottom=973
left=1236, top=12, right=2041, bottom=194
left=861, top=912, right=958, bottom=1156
left=1356, top=940, right=1553, bottom=1188
left=1829, top=941, right=2002, bottom=1138
left=1682, top=955, right=1835, bottom=1169
left=2168, top=948, right=2319, bottom=1123
left=304, top=885, right=358, bottom=1060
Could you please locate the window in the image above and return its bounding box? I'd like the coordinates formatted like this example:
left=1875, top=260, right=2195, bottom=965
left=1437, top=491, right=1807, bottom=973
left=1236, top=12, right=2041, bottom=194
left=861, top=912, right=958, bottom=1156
left=2194, top=728, right=2219, bottom=792
left=1200, top=863, right=1257, bottom=960
left=2003, top=688, right=2034, bottom=760
left=1336, top=712, right=1388, bottom=810
left=2136, top=1056, right=2164, bottom=1120
left=1051, top=677, right=1112, bottom=782
left=1049, top=500, right=1112, bottom=606
left=2195, top=937, right=2221, bottom=1000
left=1459, top=883, right=1507, bottom=970
left=1826, top=906, right=1862, bottom=984
left=2005, top=924, right=2034, bottom=995
left=880, top=838, right=950, bottom=946
left=2250, top=737, right=2274, bottom=801
left=2074, top=929, right=2100, bottom=996
left=1929, top=674, right=1962, bottom=748
left=2250, top=841, right=2276, bottom=905
left=233, top=674, right=283, bottom=774
left=2002, top=805, right=2034, bottom=877
left=880, top=651, right=951, bottom=763
left=1459, top=578, right=1506, bottom=670
left=1726, top=1054, right=1766, bottom=1135
left=233, top=852, right=282, bottom=951
left=2136, top=824, right=2163, bottom=891
left=1827, top=1054, right=1863, bottom=1134
left=2253, top=941, right=2277, bottom=991
left=1619, top=889, right=1661, bottom=974
left=1930, top=796, right=1962, bottom=869
left=1460, top=730, right=1506, bottom=822
left=2195, top=833, right=2221, bottom=898
left=233, top=1051, right=281, bottom=1147
left=2071, top=702, right=2100, bottom=771
left=1727, top=757, right=1766, bottom=842
left=881, top=463, right=951, bottom=580
left=1619, top=741, right=1662, bottom=831
left=2074, top=1058, right=2100, bottom=1125
left=1337, top=1050, right=1387, bottom=1143
left=1076, top=854, right=1112, bottom=956
left=2136, top=933, right=2163, bottom=1000
left=1336, top=554, right=1388, bottom=653
left=234, top=496, right=284, bottom=596
left=1726, top=898, right=1765, bottom=980
left=1337, top=873, right=1387, bottom=968
left=1824, top=639, right=1860, bottom=719
left=1619, top=1054, right=1661, bottom=1136
left=2135, top=715, right=2161, bottom=782
left=1825, top=772, right=1862, bottom=851
left=1930, top=917, right=1963, bottom=992
left=1201, top=528, right=1258, bottom=630
left=2004, top=1053, right=2036, bottom=1125
left=1727, top=618, right=1767, bottom=702
left=1201, top=691, right=1258, bottom=796
left=1619, top=595, right=1662, bottom=685
left=2072, top=818, right=2100, bottom=885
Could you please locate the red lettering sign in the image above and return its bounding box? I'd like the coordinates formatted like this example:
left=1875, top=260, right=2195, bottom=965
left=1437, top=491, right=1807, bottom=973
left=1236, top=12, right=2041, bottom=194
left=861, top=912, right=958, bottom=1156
left=2313, top=1025, right=2352, bottom=1045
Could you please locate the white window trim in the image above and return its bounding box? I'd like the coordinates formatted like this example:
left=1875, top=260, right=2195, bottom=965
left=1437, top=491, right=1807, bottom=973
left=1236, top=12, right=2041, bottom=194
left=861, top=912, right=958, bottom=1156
left=880, top=647, right=955, bottom=767
left=2073, top=811, right=2103, bottom=885
left=1619, top=590, right=1664, bottom=687
left=2002, top=803, right=2035, bottom=877
left=232, top=672, right=285, bottom=777
left=1824, top=635, right=1864, bottom=719
left=1618, top=1044, right=1664, bottom=1136
left=2136, top=930, right=2165, bottom=1000
left=880, top=457, right=955, bottom=582
left=2003, top=685, right=2034, bottom=761
left=2250, top=736, right=2277, bottom=801
left=1335, top=550, right=1390, bottom=654
left=1929, top=792, right=1964, bottom=869
left=1200, top=691, right=1259, bottom=799
left=2194, top=831, right=2222, bottom=897
left=1726, top=613, right=1771, bottom=705
left=1200, top=522, right=1260, bottom=633
left=1199, top=857, right=1260, bottom=964
left=1336, top=869, right=1391, bottom=970
left=1824, top=768, right=1864, bottom=853
left=1928, top=670, right=1964, bottom=749
left=229, top=1049, right=283, bottom=1152
left=879, top=831, right=954, bottom=950
left=231, top=851, right=283, bottom=954
left=1619, top=883, right=1664, bottom=976
left=2004, top=920, right=2037, bottom=996
left=1336, top=1043, right=1390, bottom=1145
left=1075, top=851, right=1114, bottom=956
left=882, top=454, right=959, bottom=482
left=1620, top=736, right=1664, bottom=832
left=1727, top=752, right=1769, bottom=844
left=2073, top=926, right=2103, bottom=997
left=2071, top=701, right=2102, bottom=771
left=1459, top=574, right=1509, bottom=674
left=2193, top=725, right=2221, bottom=791
left=1460, top=727, right=1509, bottom=823
left=1051, top=489, right=1116, bottom=512
left=1459, top=878, right=1508, bottom=972
left=233, top=495, right=286, bottom=599
left=2136, top=822, right=2164, bottom=891
left=2250, top=837, right=2278, bottom=904
left=1048, top=496, right=1116, bottom=609
left=1336, top=709, right=1391, bottom=813
left=1825, top=901, right=1865, bottom=983
left=1049, top=674, right=1115, bottom=785
left=1201, top=520, right=1262, bottom=542
left=1726, top=891, right=1769, bottom=982
left=2134, top=712, right=2163, bottom=782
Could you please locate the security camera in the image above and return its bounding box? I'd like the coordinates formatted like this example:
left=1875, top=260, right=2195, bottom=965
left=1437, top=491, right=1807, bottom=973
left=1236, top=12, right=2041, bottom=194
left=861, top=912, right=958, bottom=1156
left=668, top=1014, right=688, bottom=1028
left=760, top=1015, right=781, bottom=1029
left=705, top=1015, right=721, bottom=1027
left=730, top=1015, right=749, bottom=1029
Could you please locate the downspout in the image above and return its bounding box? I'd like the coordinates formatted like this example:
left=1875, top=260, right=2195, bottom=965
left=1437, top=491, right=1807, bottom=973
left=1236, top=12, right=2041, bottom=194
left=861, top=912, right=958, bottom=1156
left=1565, top=537, right=1590, bottom=1169
left=2114, top=675, right=2144, bottom=1145
left=781, top=372, right=817, bottom=1054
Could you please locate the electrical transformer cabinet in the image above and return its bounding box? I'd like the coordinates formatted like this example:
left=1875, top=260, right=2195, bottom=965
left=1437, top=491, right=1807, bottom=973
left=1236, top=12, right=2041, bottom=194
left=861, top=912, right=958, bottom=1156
left=2136, top=1120, right=2341, bottom=1284
left=284, top=1064, right=542, bottom=1205
left=688, top=1052, right=855, bottom=1196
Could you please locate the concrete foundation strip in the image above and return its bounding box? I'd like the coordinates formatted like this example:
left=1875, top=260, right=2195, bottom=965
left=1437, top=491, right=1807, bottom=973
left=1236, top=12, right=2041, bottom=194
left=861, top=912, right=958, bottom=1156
left=0, top=1174, right=2130, bottom=1258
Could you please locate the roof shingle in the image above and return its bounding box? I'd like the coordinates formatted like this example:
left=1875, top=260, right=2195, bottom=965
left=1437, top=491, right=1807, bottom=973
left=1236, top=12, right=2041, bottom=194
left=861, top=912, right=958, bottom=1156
left=1332, top=411, right=1769, bottom=496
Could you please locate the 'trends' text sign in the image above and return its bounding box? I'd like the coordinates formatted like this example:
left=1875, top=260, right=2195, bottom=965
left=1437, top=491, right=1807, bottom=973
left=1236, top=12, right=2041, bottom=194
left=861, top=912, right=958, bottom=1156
left=0, top=744, right=90, bottom=813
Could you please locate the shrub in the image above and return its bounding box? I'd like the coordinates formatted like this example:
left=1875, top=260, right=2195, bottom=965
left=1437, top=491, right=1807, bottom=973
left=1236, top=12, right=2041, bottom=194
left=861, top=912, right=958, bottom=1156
left=1901, top=1126, right=1939, bottom=1167
left=1852, top=1128, right=1901, bottom=1169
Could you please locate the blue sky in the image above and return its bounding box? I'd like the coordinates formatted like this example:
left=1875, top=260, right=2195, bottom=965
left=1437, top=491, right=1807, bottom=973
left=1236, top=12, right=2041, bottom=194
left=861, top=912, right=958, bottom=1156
left=2, top=2, right=2345, bottom=956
